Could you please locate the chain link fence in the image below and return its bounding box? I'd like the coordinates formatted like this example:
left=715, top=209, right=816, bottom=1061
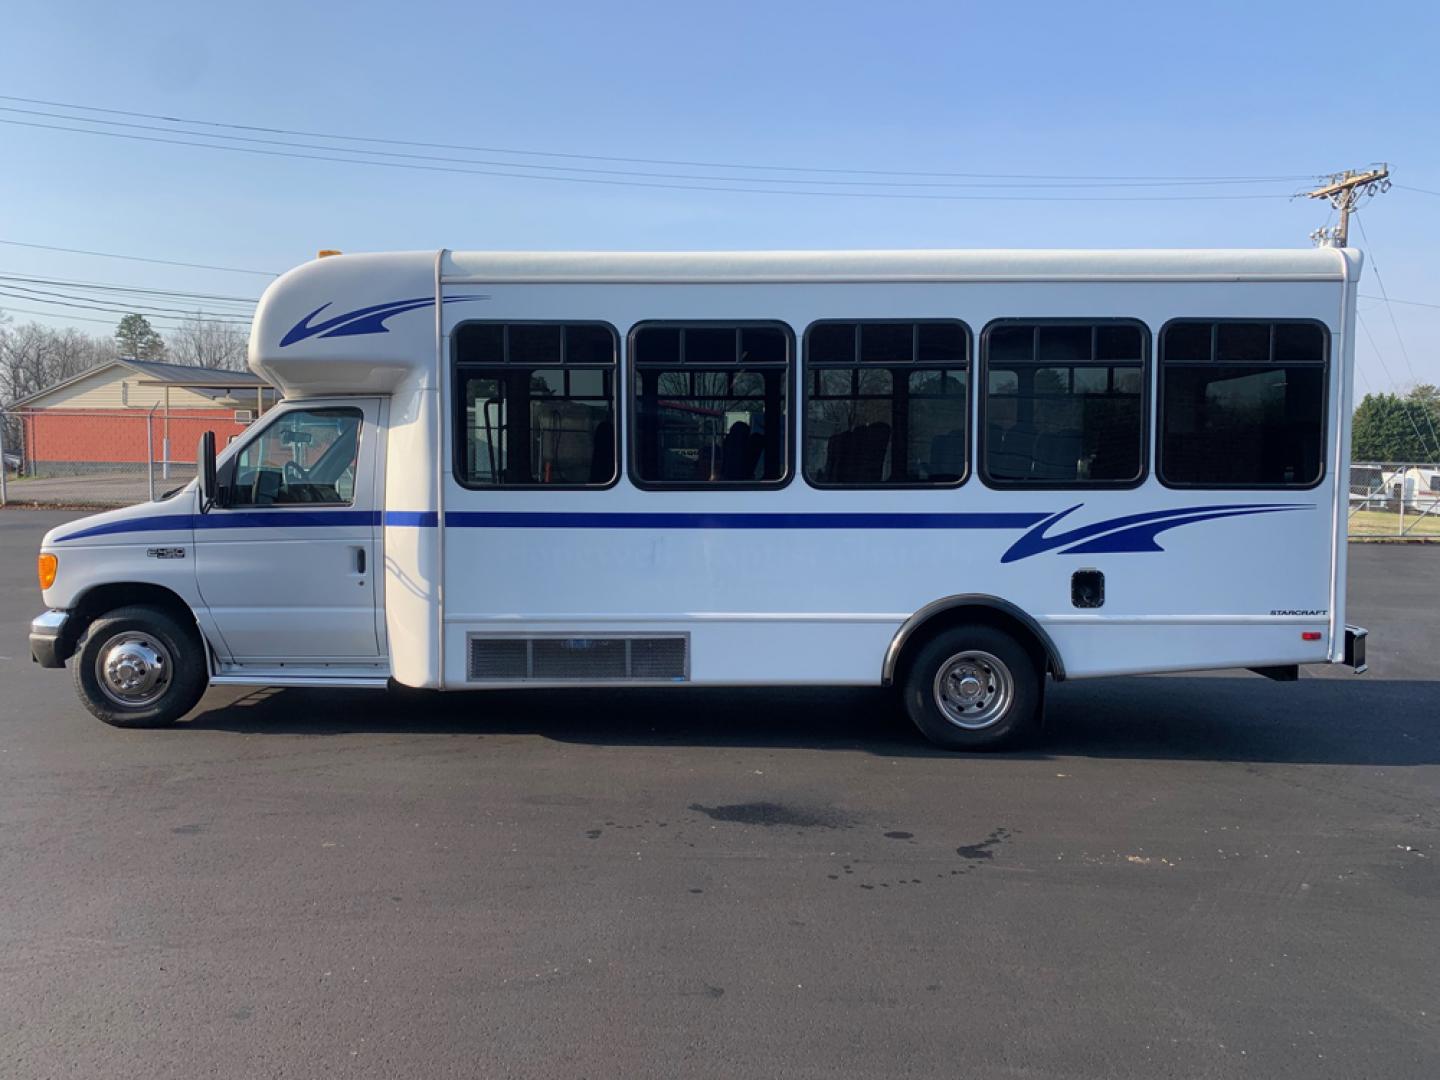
left=1349, top=462, right=1440, bottom=538
left=5, top=412, right=1439, bottom=539
left=1, top=407, right=247, bottom=508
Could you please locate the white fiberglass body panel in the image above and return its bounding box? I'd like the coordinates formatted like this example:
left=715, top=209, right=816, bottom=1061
left=430, top=251, right=1355, bottom=687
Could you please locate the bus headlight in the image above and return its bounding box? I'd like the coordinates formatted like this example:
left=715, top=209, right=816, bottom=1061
left=38, top=553, right=58, bottom=590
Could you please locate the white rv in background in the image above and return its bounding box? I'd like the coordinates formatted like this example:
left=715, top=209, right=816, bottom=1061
left=31, top=248, right=1367, bottom=750
left=1385, top=465, right=1440, bottom=510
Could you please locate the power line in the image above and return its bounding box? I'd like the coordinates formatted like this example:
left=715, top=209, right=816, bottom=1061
left=1356, top=311, right=1440, bottom=460
left=1356, top=312, right=1399, bottom=385
left=0, top=283, right=252, bottom=322
left=0, top=303, right=238, bottom=330
left=0, top=237, right=277, bottom=277
left=1395, top=184, right=1440, bottom=198
left=0, top=104, right=1313, bottom=192
left=0, top=271, right=258, bottom=305
left=0, top=289, right=251, bottom=325
left=0, top=304, right=146, bottom=328
left=0, top=116, right=1300, bottom=203
left=1355, top=213, right=1440, bottom=454
left=1358, top=293, right=1440, bottom=311
left=0, top=92, right=1321, bottom=184
left=1357, top=214, right=1427, bottom=381
left=1355, top=357, right=1373, bottom=394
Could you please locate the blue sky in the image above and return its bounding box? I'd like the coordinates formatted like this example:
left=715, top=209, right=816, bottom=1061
left=2, top=0, right=1437, bottom=390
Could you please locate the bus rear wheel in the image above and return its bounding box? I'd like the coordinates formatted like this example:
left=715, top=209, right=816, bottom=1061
left=73, top=605, right=208, bottom=728
left=901, top=625, right=1041, bottom=751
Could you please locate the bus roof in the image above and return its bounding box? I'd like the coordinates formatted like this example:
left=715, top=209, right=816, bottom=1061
left=439, top=248, right=1359, bottom=284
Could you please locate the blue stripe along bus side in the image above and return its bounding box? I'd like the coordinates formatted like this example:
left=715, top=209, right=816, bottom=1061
left=442, top=511, right=1049, bottom=530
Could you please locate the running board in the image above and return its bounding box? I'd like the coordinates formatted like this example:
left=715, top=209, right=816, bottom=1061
left=209, top=674, right=390, bottom=689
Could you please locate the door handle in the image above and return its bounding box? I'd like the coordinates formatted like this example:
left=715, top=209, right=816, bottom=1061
left=355, top=547, right=366, bottom=574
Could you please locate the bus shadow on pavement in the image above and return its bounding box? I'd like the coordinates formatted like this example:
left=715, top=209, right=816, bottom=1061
left=183, top=674, right=1440, bottom=766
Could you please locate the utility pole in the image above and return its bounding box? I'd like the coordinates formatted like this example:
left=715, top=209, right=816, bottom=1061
left=1305, top=165, right=1390, bottom=247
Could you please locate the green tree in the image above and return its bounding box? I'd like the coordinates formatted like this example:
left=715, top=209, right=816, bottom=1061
left=1401, top=385, right=1440, bottom=461
left=115, top=313, right=166, bottom=360
left=1351, top=392, right=1438, bottom=462
left=1409, top=383, right=1440, bottom=413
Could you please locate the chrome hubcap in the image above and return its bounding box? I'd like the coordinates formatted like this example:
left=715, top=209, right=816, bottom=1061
left=933, top=650, right=1014, bottom=730
left=96, top=633, right=172, bottom=707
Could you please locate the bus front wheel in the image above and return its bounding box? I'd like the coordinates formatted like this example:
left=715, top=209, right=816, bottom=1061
left=901, top=625, right=1041, bottom=751
left=73, top=605, right=208, bottom=728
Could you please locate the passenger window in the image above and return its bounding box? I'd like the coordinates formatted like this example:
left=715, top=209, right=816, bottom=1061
left=631, top=322, right=791, bottom=487
left=227, top=407, right=363, bottom=507
left=804, top=320, right=970, bottom=487
left=453, top=322, right=618, bottom=487
left=1160, top=320, right=1327, bottom=488
left=981, top=321, right=1147, bottom=487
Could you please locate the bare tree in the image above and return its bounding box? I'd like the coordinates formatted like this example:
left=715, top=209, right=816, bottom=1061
left=0, top=318, right=116, bottom=404
left=166, top=314, right=250, bottom=371
left=57, top=325, right=118, bottom=376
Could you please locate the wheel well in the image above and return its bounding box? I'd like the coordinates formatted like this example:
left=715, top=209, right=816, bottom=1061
left=883, top=598, right=1063, bottom=686
left=66, top=583, right=201, bottom=650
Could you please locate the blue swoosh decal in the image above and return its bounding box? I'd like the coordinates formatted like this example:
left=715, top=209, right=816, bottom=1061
left=999, top=503, right=1311, bottom=563
left=54, top=510, right=385, bottom=542
left=52, top=504, right=1314, bottom=558
left=279, top=294, right=486, bottom=347
left=53, top=513, right=197, bottom=542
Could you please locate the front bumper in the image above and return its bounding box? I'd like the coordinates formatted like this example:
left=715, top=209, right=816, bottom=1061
left=30, top=609, right=72, bottom=668
left=1344, top=624, right=1368, bottom=674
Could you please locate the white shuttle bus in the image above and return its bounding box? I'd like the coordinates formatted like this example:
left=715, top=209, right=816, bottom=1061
left=30, top=249, right=1368, bottom=750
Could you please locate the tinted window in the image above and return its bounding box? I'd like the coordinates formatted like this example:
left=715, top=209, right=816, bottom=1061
left=982, top=322, right=1146, bottom=486
left=228, top=407, right=362, bottom=506
left=1160, top=320, right=1327, bottom=488
left=454, top=323, right=617, bottom=487
left=632, top=323, right=790, bottom=486
left=804, top=321, right=970, bottom=486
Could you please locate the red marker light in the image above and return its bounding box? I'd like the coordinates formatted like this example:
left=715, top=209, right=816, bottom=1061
left=1301, top=631, right=1322, bottom=641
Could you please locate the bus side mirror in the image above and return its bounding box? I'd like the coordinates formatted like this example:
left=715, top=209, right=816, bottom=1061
left=198, top=431, right=217, bottom=512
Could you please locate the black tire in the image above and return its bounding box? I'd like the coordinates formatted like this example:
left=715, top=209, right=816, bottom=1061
left=901, top=624, right=1042, bottom=751
left=72, top=605, right=208, bottom=728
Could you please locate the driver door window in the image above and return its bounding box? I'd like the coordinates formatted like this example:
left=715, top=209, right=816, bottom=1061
left=227, top=408, right=362, bottom=506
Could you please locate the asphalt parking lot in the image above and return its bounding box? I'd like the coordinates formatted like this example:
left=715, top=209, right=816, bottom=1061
left=1, top=509, right=1436, bottom=1079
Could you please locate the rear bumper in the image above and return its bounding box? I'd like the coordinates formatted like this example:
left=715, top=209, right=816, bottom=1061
left=1344, top=624, right=1368, bottom=674
left=29, top=609, right=72, bottom=668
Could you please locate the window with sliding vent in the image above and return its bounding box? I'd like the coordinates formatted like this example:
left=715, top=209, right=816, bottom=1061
left=453, top=322, right=618, bottom=488
left=630, top=322, right=792, bottom=488
left=804, top=320, right=970, bottom=487
left=981, top=320, right=1148, bottom=487
left=1159, top=320, right=1328, bottom=489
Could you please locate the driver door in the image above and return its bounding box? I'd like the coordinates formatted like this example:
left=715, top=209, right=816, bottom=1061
left=193, top=399, right=383, bottom=663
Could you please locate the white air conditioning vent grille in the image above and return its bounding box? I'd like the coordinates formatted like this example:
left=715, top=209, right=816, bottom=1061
left=467, top=634, right=688, bottom=683
left=233, top=409, right=255, bottom=424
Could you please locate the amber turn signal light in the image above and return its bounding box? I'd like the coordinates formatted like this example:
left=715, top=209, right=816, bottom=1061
left=38, top=553, right=58, bottom=590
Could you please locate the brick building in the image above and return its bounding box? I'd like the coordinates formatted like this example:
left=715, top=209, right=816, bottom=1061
left=9, top=359, right=277, bottom=476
